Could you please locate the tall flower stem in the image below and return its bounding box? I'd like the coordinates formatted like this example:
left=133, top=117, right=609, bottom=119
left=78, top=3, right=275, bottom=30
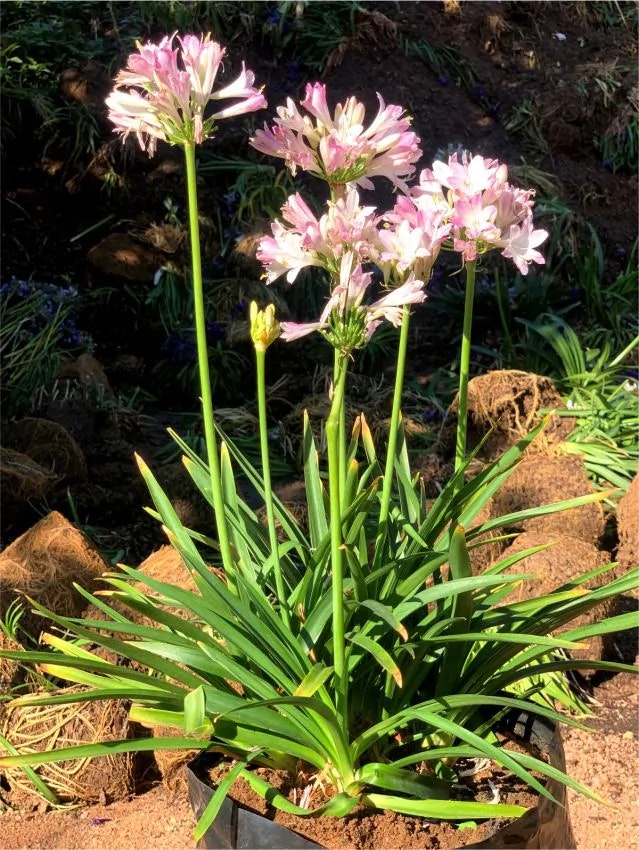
left=454, top=259, right=477, bottom=492
left=334, top=347, right=347, bottom=505
left=183, top=142, right=235, bottom=589
left=378, top=305, right=411, bottom=529
left=326, top=351, right=349, bottom=732
left=255, top=346, right=290, bottom=626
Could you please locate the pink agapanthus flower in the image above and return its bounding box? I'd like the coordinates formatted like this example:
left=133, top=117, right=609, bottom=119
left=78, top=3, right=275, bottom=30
left=499, top=218, right=548, bottom=274
left=280, top=255, right=427, bottom=348
left=250, top=82, right=422, bottom=190
left=415, top=151, right=547, bottom=274
left=106, top=33, right=266, bottom=155
left=379, top=193, right=451, bottom=283
left=257, top=187, right=381, bottom=284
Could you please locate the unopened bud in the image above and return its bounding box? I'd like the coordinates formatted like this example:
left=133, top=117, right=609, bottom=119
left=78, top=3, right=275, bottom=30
left=250, top=301, right=280, bottom=351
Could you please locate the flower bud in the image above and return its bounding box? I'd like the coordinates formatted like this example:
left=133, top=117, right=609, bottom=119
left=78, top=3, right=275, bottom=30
left=250, top=301, right=280, bottom=351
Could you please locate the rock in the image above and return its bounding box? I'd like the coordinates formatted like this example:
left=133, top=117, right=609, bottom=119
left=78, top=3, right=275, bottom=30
left=616, top=474, right=639, bottom=572
left=88, top=233, right=162, bottom=283
left=0, top=511, right=109, bottom=641
left=59, top=62, right=111, bottom=108
left=0, top=448, right=57, bottom=533
left=4, top=417, right=88, bottom=485
left=57, top=353, right=115, bottom=402
left=500, top=530, right=615, bottom=663
left=489, top=454, right=605, bottom=546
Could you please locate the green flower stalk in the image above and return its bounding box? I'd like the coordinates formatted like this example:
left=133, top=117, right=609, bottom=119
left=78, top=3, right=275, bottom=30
left=325, top=350, right=350, bottom=732
left=184, top=143, right=236, bottom=586
left=250, top=301, right=290, bottom=626
left=378, top=305, right=411, bottom=530
left=454, top=259, right=477, bottom=490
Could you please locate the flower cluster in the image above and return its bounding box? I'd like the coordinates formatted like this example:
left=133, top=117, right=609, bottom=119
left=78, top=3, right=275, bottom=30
left=251, top=82, right=421, bottom=190
left=251, top=85, right=547, bottom=353
left=106, top=33, right=266, bottom=154
left=105, top=34, right=547, bottom=350
left=257, top=188, right=380, bottom=284
left=279, top=257, right=426, bottom=351
left=416, top=152, right=548, bottom=275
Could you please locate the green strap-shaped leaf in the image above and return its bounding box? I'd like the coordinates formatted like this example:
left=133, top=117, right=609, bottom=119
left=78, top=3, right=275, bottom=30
left=562, top=610, right=639, bottom=642
left=359, top=413, right=379, bottom=469
left=303, top=411, right=329, bottom=549
left=294, top=664, right=334, bottom=698
left=348, top=631, right=402, bottom=686
left=219, top=443, right=255, bottom=581
left=193, top=758, right=250, bottom=842
left=217, top=422, right=309, bottom=556
left=0, top=736, right=211, bottom=771
left=184, top=685, right=208, bottom=735
left=362, top=792, right=526, bottom=820
left=355, top=600, right=408, bottom=641
left=394, top=412, right=421, bottom=525
left=435, top=525, right=473, bottom=696
left=355, top=762, right=450, bottom=800
left=343, top=457, right=360, bottom=511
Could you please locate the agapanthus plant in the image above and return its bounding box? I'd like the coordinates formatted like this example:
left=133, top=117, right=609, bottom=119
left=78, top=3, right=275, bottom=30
left=1, top=46, right=637, bottom=846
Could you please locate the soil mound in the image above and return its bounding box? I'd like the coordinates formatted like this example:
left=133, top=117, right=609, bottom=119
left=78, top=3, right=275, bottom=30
left=0, top=448, right=56, bottom=532
left=501, top=531, right=615, bottom=663
left=57, top=352, right=115, bottom=402
left=446, top=370, right=573, bottom=460
left=616, top=474, right=639, bottom=571
left=151, top=725, right=197, bottom=793
left=0, top=687, right=137, bottom=804
left=137, top=544, right=199, bottom=596
left=489, top=454, right=604, bottom=545
left=0, top=633, right=28, bottom=695
left=0, top=512, right=108, bottom=640
left=5, top=417, right=88, bottom=484
left=88, top=233, right=162, bottom=283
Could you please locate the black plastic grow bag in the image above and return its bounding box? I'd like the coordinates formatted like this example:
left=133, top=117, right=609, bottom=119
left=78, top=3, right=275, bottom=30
left=187, top=713, right=576, bottom=850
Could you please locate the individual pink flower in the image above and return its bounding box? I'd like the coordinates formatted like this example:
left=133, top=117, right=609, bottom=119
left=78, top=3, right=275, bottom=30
left=431, top=153, right=505, bottom=196
left=497, top=218, right=548, bottom=276
left=106, top=33, right=266, bottom=155
left=449, top=196, right=501, bottom=262
left=250, top=82, right=421, bottom=190
left=257, top=222, right=324, bottom=284
left=378, top=194, right=451, bottom=283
